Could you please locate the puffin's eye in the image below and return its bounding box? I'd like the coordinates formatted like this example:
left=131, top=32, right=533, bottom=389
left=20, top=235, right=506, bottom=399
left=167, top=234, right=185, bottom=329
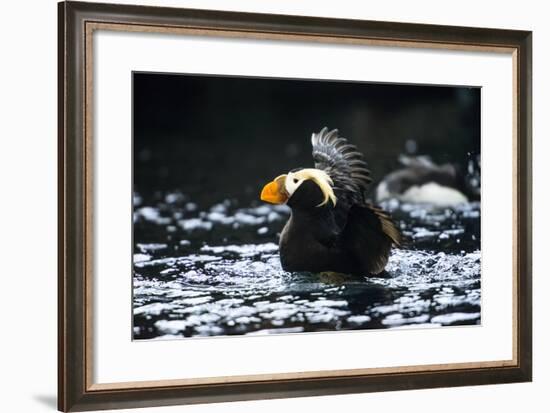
left=293, top=178, right=299, bottom=184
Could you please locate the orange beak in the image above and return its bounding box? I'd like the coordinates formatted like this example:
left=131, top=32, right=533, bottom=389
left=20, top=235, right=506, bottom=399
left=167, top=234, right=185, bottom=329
left=260, top=175, right=288, bottom=204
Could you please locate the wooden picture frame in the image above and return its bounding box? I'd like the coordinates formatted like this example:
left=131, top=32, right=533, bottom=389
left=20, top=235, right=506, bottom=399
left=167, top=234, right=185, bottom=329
left=58, top=1, right=532, bottom=411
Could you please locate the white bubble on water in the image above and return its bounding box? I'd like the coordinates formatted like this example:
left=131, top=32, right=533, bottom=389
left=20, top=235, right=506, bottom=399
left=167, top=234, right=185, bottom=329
left=133, top=253, right=151, bottom=263
left=431, top=312, right=480, bottom=325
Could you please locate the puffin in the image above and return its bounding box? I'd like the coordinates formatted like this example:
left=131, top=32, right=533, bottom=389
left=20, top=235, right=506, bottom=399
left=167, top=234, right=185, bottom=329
left=375, top=155, right=480, bottom=207
left=260, top=127, right=401, bottom=276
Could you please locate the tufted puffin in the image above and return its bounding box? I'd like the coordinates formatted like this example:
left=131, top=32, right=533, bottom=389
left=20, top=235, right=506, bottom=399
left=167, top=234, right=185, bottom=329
left=375, top=155, right=480, bottom=207
left=260, top=127, right=401, bottom=276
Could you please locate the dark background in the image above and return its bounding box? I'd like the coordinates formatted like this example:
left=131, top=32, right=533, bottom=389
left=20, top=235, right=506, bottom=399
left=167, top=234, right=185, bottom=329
left=133, top=72, right=480, bottom=206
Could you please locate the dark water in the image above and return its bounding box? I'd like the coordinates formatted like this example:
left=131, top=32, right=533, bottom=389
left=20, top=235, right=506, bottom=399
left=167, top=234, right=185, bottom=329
left=132, top=193, right=481, bottom=339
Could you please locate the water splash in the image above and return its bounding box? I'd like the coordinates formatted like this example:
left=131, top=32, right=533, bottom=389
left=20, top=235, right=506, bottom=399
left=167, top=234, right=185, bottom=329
left=133, top=193, right=481, bottom=339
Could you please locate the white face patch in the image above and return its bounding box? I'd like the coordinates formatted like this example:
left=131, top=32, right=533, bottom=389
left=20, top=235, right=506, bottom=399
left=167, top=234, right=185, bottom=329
left=284, top=169, right=336, bottom=207
left=284, top=172, right=302, bottom=198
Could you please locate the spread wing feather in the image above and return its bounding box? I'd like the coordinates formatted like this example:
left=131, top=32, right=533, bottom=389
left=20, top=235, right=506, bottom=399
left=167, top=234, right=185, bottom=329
left=311, top=127, right=372, bottom=199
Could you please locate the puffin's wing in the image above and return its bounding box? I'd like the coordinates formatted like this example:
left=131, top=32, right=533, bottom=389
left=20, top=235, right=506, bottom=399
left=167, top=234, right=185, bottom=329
left=344, top=204, right=402, bottom=275
left=311, top=127, right=401, bottom=273
left=311, top=127, right=372, bottom=198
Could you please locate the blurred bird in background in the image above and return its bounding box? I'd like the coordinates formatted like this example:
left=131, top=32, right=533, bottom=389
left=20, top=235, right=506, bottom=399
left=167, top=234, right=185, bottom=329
left=375, top=155, right=480, bottom=207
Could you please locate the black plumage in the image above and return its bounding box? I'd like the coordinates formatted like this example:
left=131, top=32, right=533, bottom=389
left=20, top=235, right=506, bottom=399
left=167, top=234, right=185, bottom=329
left=263, top=127, right=401, bottom=276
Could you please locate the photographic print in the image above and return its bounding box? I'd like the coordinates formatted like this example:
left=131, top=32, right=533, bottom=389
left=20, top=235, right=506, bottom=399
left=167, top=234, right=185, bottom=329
left=132, top=72, right=481, bottom=340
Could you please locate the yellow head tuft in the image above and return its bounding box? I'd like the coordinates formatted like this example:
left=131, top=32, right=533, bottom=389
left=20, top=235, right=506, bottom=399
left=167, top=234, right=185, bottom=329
left=292, top=168, right=337, bottom=207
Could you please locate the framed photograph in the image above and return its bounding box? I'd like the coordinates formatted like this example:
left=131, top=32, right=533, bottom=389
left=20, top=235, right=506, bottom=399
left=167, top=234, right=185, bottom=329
left=58, top=1, right=532, bottom=411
